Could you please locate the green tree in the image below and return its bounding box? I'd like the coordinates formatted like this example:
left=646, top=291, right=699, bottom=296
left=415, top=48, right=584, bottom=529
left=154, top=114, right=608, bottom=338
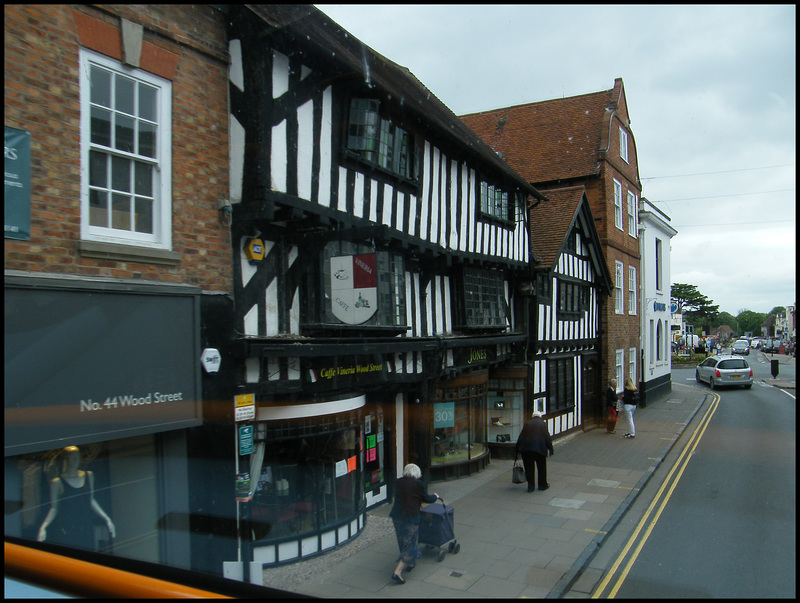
left=671, top=283, right=719, bottom=333
left=736, top=309, right=767, bottom=337
left=769, top=306, right=786, bottom=317
left=712, top=311, right=738, bottom=332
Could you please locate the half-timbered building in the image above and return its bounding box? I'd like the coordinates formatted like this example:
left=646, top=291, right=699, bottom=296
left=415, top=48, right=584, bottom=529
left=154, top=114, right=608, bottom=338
left=201, top=5, right=546, bottom=573
left=527, top=187, right=613, bottom=438
left=460, top=79, right=642, bottom=406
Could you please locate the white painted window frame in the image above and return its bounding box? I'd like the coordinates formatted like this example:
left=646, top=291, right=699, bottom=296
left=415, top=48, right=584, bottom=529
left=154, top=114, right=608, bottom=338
left=80, top=49, right=172, bottom=249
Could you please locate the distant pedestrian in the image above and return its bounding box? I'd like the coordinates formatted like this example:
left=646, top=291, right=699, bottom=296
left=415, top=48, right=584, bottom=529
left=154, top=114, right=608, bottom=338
left=389, top=463, right=438, bottom=584
left=622, top=377, right=639, bottom=439
left=605, top=378, right=619, bottom=434
left=515, top=411, right=554, bottom=492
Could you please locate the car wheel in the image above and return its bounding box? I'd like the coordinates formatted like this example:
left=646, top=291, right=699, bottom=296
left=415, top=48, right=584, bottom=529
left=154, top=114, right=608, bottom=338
left=695, top=370, right=702, bottom=383
left=709, top=377, right=717, bottom=390
left=744, top=384, right=752, bottom=389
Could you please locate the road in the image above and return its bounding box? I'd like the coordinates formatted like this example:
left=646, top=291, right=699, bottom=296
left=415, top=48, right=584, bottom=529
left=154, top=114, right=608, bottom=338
left=587, top=355, right=796, bottom=598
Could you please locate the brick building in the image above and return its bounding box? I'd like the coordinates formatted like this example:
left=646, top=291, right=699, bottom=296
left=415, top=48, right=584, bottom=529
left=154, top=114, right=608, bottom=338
left=5, top=4, right=230, bottom=571
left=461, top=79, right=643, bottom=395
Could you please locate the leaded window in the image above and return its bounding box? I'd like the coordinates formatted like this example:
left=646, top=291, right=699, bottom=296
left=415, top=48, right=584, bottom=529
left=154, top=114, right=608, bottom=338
left=347, top=98, right=417, bottom=182
left=463, top=268, right=508, bottom=328
left=547, top=357, right=574, bottom=413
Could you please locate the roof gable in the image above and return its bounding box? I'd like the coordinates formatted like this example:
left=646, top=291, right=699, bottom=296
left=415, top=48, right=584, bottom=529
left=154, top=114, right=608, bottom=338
left=530, top=186, right=612, bottom=293
left=460, top=83, right=621, bottom=184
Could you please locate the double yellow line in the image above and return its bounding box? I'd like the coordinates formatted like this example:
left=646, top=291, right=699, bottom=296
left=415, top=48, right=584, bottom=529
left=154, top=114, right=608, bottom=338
left=591, top=393, right=720, bottom=598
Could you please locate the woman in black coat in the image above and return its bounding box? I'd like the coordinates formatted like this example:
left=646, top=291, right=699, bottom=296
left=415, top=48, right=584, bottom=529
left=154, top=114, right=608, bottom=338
left=389, top=463, right=438, bottom=584
left=515, top=411, right=554, bottom=493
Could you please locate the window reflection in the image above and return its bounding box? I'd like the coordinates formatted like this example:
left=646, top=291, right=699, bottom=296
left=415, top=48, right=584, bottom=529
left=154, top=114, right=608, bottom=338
left=251, top=412, right=364, bottom=541
left=431, top=382, right=486, bottom=466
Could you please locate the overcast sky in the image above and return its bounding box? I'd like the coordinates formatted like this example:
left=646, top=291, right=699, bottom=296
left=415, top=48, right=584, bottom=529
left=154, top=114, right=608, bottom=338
left=316, top=4, right=796, bottom=318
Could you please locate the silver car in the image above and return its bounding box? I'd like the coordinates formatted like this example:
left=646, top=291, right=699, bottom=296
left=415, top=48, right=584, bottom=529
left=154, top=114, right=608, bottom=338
left=731, top=339, right=750, bottom=355
left=696, top=355, right=753, bottom=389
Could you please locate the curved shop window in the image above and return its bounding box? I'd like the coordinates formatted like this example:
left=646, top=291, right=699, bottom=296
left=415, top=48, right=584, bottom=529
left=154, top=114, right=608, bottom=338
left=251, top=398, right=365, bottom=553
left=431, top=373, right=488, bottom=468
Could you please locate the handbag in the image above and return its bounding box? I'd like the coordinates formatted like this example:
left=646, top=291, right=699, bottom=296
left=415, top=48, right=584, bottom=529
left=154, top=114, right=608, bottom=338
left=607, top=406, right=617, bottom=422
left=512, top=460, right=526, bottom=484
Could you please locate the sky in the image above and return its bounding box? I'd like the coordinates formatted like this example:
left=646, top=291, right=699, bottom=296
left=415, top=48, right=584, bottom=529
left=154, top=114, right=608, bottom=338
left=315, top=4, right=796, bottom=318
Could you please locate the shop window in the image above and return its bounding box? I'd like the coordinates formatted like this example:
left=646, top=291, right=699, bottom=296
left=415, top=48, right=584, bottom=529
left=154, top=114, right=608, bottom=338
left=362, top=407, right=386, bottom=496
left=431, top=381, right=487, bottom=466
left=487, top=375, right=525, bottom=445
left=252, top=411, right=363, bottom=541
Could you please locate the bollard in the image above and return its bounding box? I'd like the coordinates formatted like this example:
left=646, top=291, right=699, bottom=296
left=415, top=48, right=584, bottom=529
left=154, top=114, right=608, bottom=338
left=770, top=359, right=779, bottom=379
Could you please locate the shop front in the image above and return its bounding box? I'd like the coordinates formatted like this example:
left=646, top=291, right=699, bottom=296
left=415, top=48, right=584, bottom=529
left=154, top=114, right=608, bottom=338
left=243, top=395, right=369, bottom=568
left=224, top=350, right=398, bottom=571
left=4, top=273, right=202, bottom=568
left=427, top=341, right=528, bottom=480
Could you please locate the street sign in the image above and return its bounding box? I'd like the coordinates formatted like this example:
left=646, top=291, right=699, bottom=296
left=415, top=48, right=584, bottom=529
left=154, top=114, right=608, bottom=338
left=234, top=393, right=255, bottom=421
left=239, top=424, right=253, bottom=456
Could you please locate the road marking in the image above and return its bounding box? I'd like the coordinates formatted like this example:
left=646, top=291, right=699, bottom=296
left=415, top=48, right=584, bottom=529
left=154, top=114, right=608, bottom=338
left=591, top=392, right=720, bottom=599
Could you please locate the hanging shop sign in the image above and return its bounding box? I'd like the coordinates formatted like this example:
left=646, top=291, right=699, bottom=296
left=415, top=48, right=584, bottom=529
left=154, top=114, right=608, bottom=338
left=330, top=254, right=378, bottom=324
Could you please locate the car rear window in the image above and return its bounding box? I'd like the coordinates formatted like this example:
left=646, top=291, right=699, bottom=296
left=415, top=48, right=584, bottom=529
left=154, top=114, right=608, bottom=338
left=718, top=359, right=748, bottom=369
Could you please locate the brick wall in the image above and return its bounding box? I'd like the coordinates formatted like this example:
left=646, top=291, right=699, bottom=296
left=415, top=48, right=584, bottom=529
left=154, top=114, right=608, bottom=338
left=4, top=5, right=232, bottom=291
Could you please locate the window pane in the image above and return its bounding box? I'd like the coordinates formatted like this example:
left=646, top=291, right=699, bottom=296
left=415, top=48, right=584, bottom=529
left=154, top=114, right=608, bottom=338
left=89, top=151, right=107, bottom=187
left=138, top=122, right=156, bottom=158
left=111, top=156, right=131, bottom=192
left=89, top=189, right=108, bottom=226
left=138, top=84, right=157, bottom=121
left=134, top=162, right=152, bottom=196
left=134, top=197, right=153, bottom=233
left=114, top=75, right=135, bottom=115
left=111, top=193, right=131, bottom=230
left=90, top=66, right=111, bottom=107
left=115, top=114, right=135, bottom=153
left=90, top=107, right=112, bottom=147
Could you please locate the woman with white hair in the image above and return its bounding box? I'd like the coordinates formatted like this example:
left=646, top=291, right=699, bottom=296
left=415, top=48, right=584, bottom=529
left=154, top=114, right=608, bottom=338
left=388, top=463, right=438, bottom=584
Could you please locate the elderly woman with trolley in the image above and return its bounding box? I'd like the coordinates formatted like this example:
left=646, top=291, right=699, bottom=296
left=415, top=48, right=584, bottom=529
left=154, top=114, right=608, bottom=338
left=388, top=463, right=438, bottom=584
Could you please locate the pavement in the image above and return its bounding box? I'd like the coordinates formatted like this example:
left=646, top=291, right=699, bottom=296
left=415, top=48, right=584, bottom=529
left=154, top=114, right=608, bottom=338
left=260, top=353, right=795, bottom=598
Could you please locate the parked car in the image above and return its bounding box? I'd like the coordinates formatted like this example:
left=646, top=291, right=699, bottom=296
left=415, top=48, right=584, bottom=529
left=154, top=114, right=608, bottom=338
left=731, top=339, right=750, bottom=355
left=696, top=355, right=754, bottom=390
left=762, top=338, right=777, bottom=353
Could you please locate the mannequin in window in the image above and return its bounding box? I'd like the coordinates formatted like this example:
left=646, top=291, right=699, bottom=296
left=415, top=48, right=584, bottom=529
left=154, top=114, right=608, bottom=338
left=37, top=446, right=115, bottom=549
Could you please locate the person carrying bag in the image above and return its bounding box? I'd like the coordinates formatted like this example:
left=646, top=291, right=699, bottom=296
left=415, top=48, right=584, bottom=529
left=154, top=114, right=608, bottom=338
left=512, top=455, right=526, bottom=484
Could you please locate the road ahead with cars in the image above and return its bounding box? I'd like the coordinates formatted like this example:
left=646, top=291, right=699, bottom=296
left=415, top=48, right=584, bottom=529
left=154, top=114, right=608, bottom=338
left=604, top=350, right=795, bottom=598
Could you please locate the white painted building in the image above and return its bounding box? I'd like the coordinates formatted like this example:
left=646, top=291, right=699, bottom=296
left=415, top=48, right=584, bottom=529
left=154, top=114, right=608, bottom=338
left=639, top=198, right=678, bottom=402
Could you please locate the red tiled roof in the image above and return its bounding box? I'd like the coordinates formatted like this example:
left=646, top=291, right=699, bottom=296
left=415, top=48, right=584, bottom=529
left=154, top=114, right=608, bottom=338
left=529, top=186, right=585, bottom=269
left=460, top=87, right=616, bottom=184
